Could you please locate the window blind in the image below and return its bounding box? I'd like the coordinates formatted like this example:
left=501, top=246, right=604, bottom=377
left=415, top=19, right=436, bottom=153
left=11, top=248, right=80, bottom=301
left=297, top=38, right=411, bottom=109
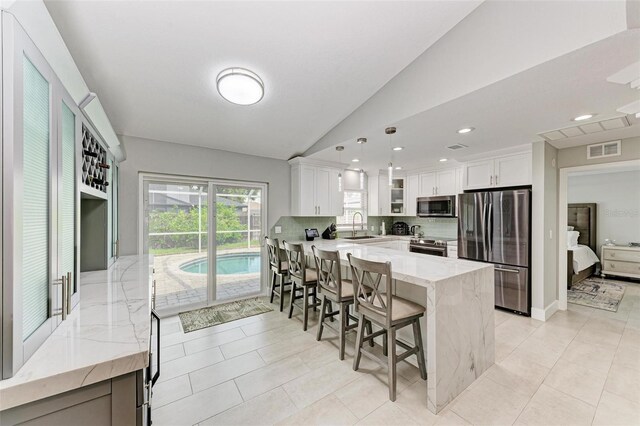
left=22, top=56, right=50, bottom=340
left=61, top=103, right=75, bottom=290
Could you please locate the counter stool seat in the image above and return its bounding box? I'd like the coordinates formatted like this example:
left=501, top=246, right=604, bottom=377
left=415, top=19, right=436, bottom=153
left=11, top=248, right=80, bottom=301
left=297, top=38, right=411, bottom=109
left=284, top=241, right=320, bottom=331
left=266, top=237, right=292, bottom=312
left=312, top=246, right=373, bottom=360
left=347, top=253, right=427, bottom=402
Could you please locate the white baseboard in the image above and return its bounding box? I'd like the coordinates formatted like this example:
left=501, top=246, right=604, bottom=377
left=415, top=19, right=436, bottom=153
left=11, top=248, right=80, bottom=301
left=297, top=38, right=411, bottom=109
left=531, top=300, right=559, bottom=321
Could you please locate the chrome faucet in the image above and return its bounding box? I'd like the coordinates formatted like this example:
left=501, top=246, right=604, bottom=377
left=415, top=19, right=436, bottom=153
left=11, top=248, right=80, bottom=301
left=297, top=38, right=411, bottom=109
left=352, top=212, right=364, bottom=237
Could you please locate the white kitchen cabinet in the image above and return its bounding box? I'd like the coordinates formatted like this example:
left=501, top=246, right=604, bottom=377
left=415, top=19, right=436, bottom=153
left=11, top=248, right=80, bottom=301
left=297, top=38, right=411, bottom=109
left=1, top=16, right=81, bottom=377
left=406, top=174, right=420, bottom=216
left=419, top=172, right=436, bottom=196
left=289, top=158, right=345, bottom=216
left=463, top=152, right=531, bottom=190
left=368, top=173, right=390, bottom=216
left=418, top=169, right=457, bottom=196
left=494, top=153, right=532, bottom=188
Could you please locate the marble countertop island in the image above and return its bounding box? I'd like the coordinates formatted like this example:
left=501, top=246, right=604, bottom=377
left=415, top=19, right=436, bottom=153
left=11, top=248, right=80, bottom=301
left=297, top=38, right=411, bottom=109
left=0, top=255, right=153, bottom=410
left=286, top=238, right=495, bottom=414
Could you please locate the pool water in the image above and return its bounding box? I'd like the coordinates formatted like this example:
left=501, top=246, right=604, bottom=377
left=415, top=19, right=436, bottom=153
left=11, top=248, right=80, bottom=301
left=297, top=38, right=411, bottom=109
left=180, top=254, right=261, bottom=275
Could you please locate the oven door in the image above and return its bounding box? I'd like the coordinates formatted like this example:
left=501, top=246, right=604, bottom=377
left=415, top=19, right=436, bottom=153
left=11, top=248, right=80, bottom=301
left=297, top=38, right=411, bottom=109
left=409, top=244, right=447, bottom=257
left=417, top=196, right=456, bottom=217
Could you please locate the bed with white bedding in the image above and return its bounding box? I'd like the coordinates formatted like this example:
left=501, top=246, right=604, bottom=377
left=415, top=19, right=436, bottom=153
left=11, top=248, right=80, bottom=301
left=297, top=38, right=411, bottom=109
left=567, top=203, right=599, bottom=288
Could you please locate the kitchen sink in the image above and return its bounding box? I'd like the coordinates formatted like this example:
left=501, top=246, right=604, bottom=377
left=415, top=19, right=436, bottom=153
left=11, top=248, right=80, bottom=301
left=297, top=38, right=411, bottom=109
left=342, top=235, right=377, bottom=240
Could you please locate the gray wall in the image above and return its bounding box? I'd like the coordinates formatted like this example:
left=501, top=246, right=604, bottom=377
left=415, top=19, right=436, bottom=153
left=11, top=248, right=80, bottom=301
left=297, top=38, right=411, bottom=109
left=568, top=169, right=640, bottom=250
left=118, top=135, right=290, bottom=256
left=532, top=141, right=559, bottom=316
left=558, top=137, right=640, bottom=168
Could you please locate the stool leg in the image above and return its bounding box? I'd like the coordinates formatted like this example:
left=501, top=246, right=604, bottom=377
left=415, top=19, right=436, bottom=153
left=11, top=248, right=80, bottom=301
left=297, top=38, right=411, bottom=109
left=288, top=282, right=297, bottom=319
left=328, top=300, right=335, bottom=322
left=387, top=327, right=397, bottom=402
left=269, top=270, right=276, bottom=304
left=302, top=286, right=310, bottom=331
left=413, top=318, right=427, bottom=380
left=338, top=303, right=347, bottom=360
left=317, top=295, right=327, bottom=341
left=353, top=314, right=366, bottom=371
left=365, top=321, right=374, bottom=347
left=382, top=329, right=388, bottom=357
left=278, top=274, right=285, bottom=312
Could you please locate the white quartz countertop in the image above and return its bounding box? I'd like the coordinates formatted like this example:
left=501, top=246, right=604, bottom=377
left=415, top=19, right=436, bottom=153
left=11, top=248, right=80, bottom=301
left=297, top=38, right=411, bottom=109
left=0, top=255, right=152, bottom=410
left=287, top=239, right=490, bottom=287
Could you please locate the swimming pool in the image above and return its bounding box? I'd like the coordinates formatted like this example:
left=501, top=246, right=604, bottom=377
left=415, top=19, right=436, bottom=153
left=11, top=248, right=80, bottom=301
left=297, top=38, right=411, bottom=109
left=180, top=253, right=261, bottom=275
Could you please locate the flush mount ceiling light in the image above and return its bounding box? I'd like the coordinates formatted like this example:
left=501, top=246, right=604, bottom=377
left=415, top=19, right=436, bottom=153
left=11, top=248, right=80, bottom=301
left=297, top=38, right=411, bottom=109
left=216, top=68, right=264, bottom=105
left=395, top=166, right=402, bottom=170
left=573, top=114, right=595, bottom=121
left=393, top=146, right=403, bottom=151
left=439, top=158, right=448, bottom=162
left=457, top=127, right=475, bottom=134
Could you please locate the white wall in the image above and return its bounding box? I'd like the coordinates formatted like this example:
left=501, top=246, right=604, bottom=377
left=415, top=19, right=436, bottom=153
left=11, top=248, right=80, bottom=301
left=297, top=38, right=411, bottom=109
left=118, top=135, right=290, bottom=256
left=568, top=169, right=640, bottom=249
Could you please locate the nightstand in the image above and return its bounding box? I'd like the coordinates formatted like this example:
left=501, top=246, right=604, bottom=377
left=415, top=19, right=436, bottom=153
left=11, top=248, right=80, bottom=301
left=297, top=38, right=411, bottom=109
left=601, top=245, right=640, bottom=280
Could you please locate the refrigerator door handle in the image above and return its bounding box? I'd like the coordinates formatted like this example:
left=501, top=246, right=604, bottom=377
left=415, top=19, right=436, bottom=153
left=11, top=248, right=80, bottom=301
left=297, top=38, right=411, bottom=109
left=495, top=267, right=520, bottom=274
left=488, top=202, right=493, bottom=255
left=482, top=202, right=488, bottom=259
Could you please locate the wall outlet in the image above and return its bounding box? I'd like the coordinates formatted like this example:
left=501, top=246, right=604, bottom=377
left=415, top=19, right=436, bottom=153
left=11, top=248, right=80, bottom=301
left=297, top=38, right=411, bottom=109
left=370, top=225, right=375, bottom=232
left=275, top=226, right=282, bottom=234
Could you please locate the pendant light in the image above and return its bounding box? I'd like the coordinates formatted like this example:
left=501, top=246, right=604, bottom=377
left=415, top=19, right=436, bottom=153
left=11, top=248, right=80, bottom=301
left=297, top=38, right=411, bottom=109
left=357, top=137, right=367, bottom=190
left=336, top=146, right=344, bottom=192
left=385, top=127, right=396, bottom=186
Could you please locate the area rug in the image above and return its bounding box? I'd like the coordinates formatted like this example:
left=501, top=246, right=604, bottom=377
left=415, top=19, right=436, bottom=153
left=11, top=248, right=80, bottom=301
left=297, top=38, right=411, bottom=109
left=568, top=277, right=626, bottom=312
left=179, top=297, right=273, bottom=333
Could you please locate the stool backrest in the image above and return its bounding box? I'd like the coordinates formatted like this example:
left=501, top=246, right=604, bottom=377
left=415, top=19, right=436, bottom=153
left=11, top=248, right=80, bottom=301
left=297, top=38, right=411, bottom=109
left=265, top=237, right=282, bottom=272
left=312, top=246, right=342, bottom=296
left=347, top=253, right=392, bottom=326
left=283, top=241, right=306, bottom=282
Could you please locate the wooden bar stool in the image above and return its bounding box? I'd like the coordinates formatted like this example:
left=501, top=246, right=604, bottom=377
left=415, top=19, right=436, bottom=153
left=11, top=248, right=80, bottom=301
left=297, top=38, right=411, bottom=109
left=265, top=237, right=291, bottom=312
left=283, top=241, right=320, bottom=331
left=347, top=253, right=427, bottom=402
left=312, top=246, right=373, bottom=360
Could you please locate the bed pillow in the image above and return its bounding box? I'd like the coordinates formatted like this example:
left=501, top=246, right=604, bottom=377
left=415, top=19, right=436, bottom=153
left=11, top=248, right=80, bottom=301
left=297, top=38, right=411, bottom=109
left=567, top=231, right=580, bottom=248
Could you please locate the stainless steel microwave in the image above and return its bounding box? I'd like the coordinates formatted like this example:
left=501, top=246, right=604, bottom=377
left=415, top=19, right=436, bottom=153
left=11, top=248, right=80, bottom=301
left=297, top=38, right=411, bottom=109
left=417, top=195, right=456, bottom=217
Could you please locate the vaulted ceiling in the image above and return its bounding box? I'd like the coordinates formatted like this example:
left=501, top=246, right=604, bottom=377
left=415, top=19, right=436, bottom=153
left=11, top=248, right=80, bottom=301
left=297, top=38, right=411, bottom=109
left=44, top=0, right=482, bottom=159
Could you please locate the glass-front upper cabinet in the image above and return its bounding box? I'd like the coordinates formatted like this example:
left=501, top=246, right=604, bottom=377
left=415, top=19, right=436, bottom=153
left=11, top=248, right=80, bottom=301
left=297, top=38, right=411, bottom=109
left=2, top=14, right=80, bottom=378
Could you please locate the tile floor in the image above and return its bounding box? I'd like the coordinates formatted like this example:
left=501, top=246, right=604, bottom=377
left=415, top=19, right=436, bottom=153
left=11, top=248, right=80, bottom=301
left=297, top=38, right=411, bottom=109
left=153, top=283, right=640, bottom=426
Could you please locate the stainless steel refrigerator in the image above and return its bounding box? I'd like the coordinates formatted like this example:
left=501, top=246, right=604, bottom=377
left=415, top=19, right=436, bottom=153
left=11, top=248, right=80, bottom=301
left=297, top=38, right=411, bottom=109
left=458, top=189, right=531, bottom=315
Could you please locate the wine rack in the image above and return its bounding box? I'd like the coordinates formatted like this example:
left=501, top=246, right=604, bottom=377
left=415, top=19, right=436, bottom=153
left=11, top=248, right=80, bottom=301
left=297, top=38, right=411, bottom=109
left=81, top=124, right=109, bottom=193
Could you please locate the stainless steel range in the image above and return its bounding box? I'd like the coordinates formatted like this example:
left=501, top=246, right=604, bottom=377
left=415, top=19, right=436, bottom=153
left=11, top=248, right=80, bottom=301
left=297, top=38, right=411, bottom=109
left=409, top=238, right=450, bottom=257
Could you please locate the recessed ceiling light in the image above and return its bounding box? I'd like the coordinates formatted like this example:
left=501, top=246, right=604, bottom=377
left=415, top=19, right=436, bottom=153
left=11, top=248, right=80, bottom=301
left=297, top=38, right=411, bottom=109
left=395, top=166, right=402, bottom=170
left=216, top=68, right=264, bottom=105
left=352, top=158, right=360, bottom=162
left=439, top=158, right=448, bottom=162
left=573, top=114, right=595, bottom=121
left=357, top=138, right=367, bottom=144
left=457, top=127, right=475, bottom=134
left=393, top=146, right=403, bottom=151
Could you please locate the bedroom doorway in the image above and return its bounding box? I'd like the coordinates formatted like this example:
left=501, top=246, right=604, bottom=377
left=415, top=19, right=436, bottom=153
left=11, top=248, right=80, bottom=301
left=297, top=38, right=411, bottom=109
left=558, top=159, right=640, bottom=312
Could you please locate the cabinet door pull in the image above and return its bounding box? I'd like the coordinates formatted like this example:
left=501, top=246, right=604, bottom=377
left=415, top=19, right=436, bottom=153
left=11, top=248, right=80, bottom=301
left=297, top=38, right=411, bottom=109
left=495, top=175, right=499, bottom=185
left=490, top=175, right=493, bottom=185
left=53, top=275, right=68, bottom=320
left=66, top=272, right=72, bottom=315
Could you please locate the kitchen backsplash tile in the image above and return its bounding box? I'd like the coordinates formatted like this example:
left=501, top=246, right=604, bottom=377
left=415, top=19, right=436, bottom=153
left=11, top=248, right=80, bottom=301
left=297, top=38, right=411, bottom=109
left=271, top=215, right=457, bottom=241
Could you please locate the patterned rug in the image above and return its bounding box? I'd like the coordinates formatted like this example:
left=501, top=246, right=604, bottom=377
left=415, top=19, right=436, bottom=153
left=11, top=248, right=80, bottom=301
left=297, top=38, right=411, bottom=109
left=179, top=297, right=273, bottom=333
left=568, top=277, right=626, bottom=312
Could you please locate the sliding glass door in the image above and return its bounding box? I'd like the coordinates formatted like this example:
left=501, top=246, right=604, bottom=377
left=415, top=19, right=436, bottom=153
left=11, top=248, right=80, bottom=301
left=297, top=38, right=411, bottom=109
left=214, top=184, right=263, bottom=301
left=143, top=176, right=266, bottom=315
